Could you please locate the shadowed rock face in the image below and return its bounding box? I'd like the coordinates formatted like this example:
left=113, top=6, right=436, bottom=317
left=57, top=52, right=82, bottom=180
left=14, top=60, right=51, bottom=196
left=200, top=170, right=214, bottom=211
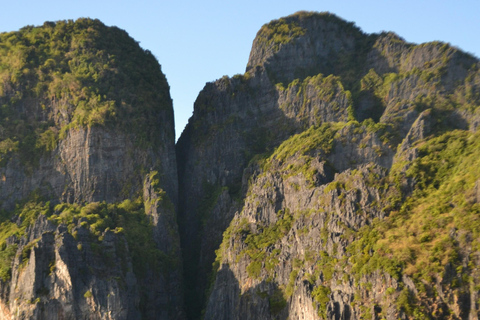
left=177, top=11, right=480, bottom=320
left=246, top=11, right=364, bottom=85
left=0, top=126, right=177, bottom=210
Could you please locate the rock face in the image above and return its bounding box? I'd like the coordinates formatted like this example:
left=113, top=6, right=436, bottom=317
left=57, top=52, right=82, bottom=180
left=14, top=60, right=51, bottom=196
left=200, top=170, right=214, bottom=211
left=5, top=215, right=138, bottom=319
left=0, top=126, right=177, bottom=210
left=2, top=11, right=480, bottom=320
left=246, top=11, right=363, bottom=85
left=177, top=11, right=480, bottom=320
left=0, top=19, right=183, bottom=319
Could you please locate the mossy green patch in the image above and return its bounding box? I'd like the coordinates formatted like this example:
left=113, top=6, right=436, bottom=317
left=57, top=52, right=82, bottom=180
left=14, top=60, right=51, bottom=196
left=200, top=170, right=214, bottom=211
left=0, top=18, right=172, bottom=169
left=0, top=195, right=178, bottom=283
left=312, top=285, right=331, bottom=318
left=348, top=129, right=480, bottom=287
left=269, top=122, right=342, bottom=164
left=0, top=200, right=49, bottom=281
left=51, top=198, right=178, bottom=275
left=238, top=209, right=294, bottom=279
left=256, top=18, right=306, bottom=53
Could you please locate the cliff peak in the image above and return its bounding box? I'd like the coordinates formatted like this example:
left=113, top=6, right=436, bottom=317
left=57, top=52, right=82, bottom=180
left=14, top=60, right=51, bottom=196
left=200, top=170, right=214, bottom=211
left=246, top=11, right=365, bottom=84
left=0, top=19, right=183, bottom=319
left=178, top=10, right=480, bottom=320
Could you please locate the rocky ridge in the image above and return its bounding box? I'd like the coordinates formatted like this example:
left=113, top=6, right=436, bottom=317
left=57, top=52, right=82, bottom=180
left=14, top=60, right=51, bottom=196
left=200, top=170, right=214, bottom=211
left=1, top=10, right=480, bottom=320
left=177, top=11, right=480, bottom=320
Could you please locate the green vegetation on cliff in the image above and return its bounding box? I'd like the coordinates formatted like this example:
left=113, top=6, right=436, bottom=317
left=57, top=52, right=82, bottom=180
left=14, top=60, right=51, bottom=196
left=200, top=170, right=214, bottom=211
left=0, top=200, right=49, bottom=281
left=351, top=129, right=480, bottom=280
left=210, top=91, right=480, bottom=319
left=0, top=197, right=177, bottom=282
left=211, top=123, right=480, bottom=317
left=255, top=11, right=362, bottom=56
left=0, top=18, right=172, bottom=168
left=255, top=17, right=306, bottom=53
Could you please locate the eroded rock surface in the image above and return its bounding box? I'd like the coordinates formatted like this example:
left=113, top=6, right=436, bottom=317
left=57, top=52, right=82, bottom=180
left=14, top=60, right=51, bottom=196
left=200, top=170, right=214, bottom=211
left=178, top=11, right=480, bottom=320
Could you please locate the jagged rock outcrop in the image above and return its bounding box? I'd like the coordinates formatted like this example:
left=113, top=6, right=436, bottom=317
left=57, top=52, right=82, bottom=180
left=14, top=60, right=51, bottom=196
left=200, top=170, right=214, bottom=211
left=204, top=156, right=392, bottom=319
left=4, top=215, right=139, bottom=320
left=0, top=19, right=183, bottom=319
left=176, top=14, right=368, bottom=315
left=2, top=10, right=480, bottom=320
left=177, top=11, right=480, bottom=320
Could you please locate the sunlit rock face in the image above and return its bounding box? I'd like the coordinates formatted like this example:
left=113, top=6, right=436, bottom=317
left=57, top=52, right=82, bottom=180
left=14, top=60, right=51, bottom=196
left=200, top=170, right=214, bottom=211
left=178, top=11, right=480, bottom=320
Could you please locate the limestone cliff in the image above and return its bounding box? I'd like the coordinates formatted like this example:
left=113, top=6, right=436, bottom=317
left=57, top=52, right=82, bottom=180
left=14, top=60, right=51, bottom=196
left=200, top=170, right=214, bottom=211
left=177, top=11, right=480, bottom=320
left=0, top=19, right=183, bottom=319
left=2, top=11, right=480, bottom=320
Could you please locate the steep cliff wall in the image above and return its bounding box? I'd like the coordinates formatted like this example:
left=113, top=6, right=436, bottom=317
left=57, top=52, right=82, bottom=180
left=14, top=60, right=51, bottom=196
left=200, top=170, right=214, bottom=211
left=206, top=112, right=480, bottom=320
left=177, top=11, right=480, bottom=320
left=0, top=19, right=183, bottom=319
left=1, top=11, right=480, bottom=320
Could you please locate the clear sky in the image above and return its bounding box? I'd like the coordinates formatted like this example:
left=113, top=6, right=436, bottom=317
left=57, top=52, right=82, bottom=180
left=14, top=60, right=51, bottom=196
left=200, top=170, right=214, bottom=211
left=1, top=1, right=479, bottom=140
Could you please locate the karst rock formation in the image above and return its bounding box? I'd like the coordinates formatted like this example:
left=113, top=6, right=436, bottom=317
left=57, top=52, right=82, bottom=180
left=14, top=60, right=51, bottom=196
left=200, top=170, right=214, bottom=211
left=1, top=11, right=480, bottom=320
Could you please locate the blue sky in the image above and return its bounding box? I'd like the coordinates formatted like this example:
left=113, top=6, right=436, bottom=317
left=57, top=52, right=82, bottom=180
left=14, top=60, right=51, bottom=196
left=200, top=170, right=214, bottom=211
left=1, top=1, right=479, bottom=140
